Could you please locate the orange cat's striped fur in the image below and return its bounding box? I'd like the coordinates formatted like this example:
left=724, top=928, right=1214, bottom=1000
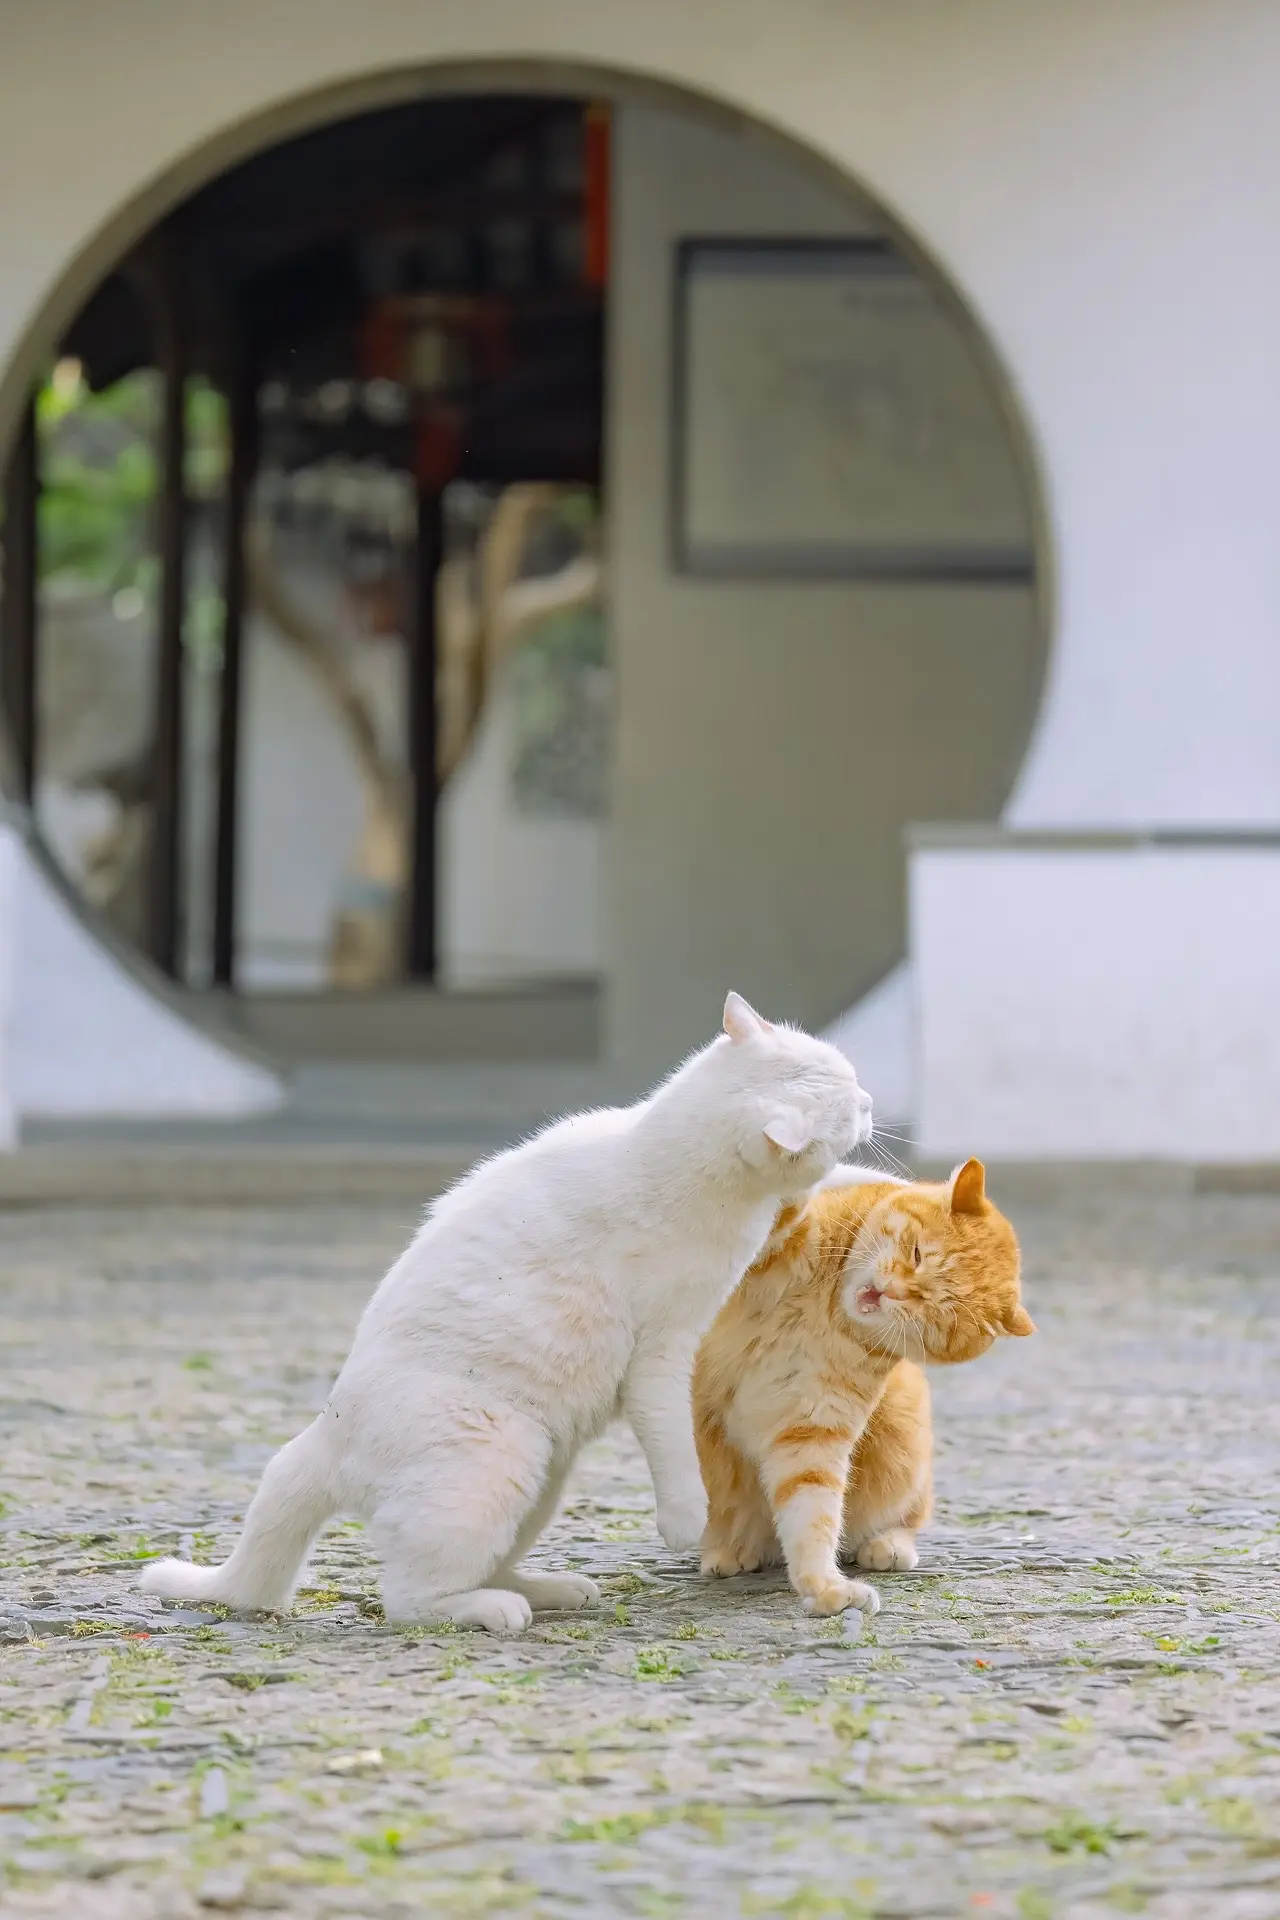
left=692, top=1161, right=1033, bottom=1617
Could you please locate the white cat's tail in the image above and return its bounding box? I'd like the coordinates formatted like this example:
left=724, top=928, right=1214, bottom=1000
left=141, top=1418, right=339, bottom=1613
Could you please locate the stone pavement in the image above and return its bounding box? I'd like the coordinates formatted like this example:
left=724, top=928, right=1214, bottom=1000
left=1, top=1189, right=1278, bottom=1919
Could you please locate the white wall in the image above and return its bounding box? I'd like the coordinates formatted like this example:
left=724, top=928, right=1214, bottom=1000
left=0, top=819, right=282, bottom=1128
left=607, top=104, right=1038, bottom=1068
left=912, top=838, right=1280, bottom=1163
left=2, top=0, right=1279, bottom=1091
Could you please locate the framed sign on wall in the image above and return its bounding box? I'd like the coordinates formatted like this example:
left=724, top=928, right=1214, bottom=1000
left=671, top=239, right=1035, bottom=580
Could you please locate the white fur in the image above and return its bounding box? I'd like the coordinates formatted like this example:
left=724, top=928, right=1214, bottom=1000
left=817, top=1162, right=910, bottom=1192
left=142, top=993, right=872, bottom=1633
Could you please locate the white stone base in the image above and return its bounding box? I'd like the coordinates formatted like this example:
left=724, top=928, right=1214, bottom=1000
left=911, top=831, right=1280, bottom=1163
left=0, top=819, right=283, bottom=1139
left=0, top=830, right=17, bottom=1149
left=822, top=962, right=913, bottom=1129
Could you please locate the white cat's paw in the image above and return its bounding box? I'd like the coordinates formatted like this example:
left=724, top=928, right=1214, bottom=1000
left=854, top=1531, right=919, bottom=1573
left=442, top=1589, right=533, bottom=1635
left=657, top=1493, right=708, bottom=1554
left=799, top=1574, right=881, bottom=1619
left=513, top=1572, right=600, bottom=1611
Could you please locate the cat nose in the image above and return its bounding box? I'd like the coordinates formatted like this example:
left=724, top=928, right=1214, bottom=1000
left=857, top=1089, right=873, bottom=1111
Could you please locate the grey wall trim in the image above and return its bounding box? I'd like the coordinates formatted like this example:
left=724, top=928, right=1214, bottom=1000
left=910, top=1157, right=1280, bottom=1199
left=907, top=822, right=1280, bottom=853
left=221, top=982, right=601, bottom=1065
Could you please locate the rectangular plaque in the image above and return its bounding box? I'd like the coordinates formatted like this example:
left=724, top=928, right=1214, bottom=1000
left=673, top=240, right=1034, bottom=579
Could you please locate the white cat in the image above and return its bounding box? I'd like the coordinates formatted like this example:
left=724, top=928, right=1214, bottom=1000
left=142, top=993, right=872, bottom=1634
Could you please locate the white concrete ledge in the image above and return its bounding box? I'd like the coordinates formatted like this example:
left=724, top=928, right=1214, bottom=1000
left=821, top=961, right=913, bottom=1128
left=911, top=832, right=1280, bottom=1163
left=0, top=1143, right=470, bottom=1207
left=0, top=815, right=284, bottom=1139
left=0, top=830, right=16, bottom=1150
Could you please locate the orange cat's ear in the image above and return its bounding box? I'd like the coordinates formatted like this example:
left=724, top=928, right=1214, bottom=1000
left=948, top=1158, right=987, bottom=1216
left=1002, top=1305, right=1036, bottom=1337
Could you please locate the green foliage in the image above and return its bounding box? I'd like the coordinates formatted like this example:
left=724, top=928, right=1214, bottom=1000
left=29, top=363, right=226, bottom=599
left=355, top=1828, right=403, bottom=1858
left=549, top=487, right=598, bottom=537
left=1151, top=1633, right=1222, bottom=1656
left=509, top=601, right=609, bottom=818
left=830, top=1701, right=876, bottom=1744
left=1042, top=1811, right=1120, bottom=1855
left=562, top=1809, right=663, bottom=1844
left=36, top=367, right=155, bottom=592
left=631, top=1646, right=685, bottom=1683
left=1016, top=1892, right=1054, bottom=1920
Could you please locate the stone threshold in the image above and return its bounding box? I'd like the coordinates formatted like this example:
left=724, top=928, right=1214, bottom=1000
left=0, top=1143, right=475, bottom=1208
left=2, top=1144, right=1278, bottom=1207
left=911, top=1158, right=1280, bottom=1198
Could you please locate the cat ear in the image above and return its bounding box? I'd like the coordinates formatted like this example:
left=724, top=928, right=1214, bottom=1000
left=762, top=1106, right=813, bottom=1155
left=1002, top=1304, right=1037, bottom=1338
left=948, top=1158, right=987, bottom=1216
left=723, top=991, right=770, bottom=1044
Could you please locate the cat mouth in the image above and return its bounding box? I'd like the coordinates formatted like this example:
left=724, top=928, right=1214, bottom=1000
left=854, top=1285, right=884, bottom=1316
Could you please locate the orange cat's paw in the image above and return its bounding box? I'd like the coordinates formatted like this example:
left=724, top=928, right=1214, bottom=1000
left=701, top=1536, right=777, bottom=1577
left=798, top=1574, right=881, bottom=1618
left=701, top=1542, right=746, bottom=1578
left=852, top=1530, right=920, bottom=1572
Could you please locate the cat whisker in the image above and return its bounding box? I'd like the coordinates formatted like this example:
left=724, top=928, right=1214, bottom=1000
left=869, top=1320, right=900, bottom=1361
left=901, top=1313, right=928, bottom=1363
left=867, top=1136, right=914, bottom=1179
left=841, top=1221, right=882, bottom=1276
left=878, top=1307, right=917, bottom=1364
left=947, top=1300, right=991, bottom=1355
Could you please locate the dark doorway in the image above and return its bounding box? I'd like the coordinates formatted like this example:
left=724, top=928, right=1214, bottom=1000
left=1, top=93, right=609, bottom=1007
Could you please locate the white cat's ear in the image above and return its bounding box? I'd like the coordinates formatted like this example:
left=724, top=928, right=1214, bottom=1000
left=723, top=991, right=771, bottom=1044
left=947, top=1158, right=987, bottom=1216
left=762, top=1106, right=813, bottom=1155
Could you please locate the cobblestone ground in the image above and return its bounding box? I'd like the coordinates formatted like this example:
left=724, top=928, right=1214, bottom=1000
left=1, top=1192, right=1279, bottom=1920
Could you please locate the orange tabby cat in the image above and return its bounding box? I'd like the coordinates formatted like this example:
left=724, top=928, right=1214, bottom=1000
left=692, top=1161, right=1033, bottom=1617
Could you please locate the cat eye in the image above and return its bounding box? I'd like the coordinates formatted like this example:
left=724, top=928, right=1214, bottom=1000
left=912, top=1243, right=922, bottom=1269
